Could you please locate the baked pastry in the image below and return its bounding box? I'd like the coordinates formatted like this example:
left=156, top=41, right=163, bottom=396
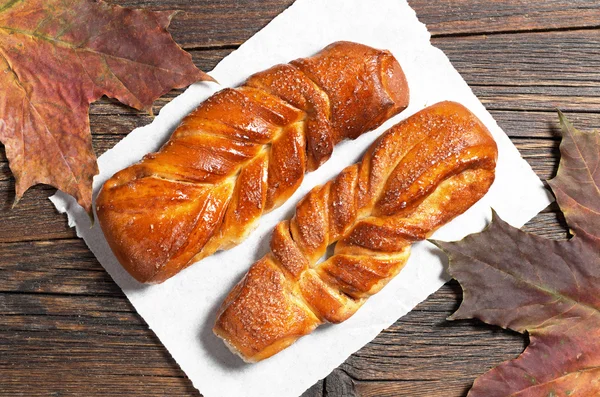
left=96, top=41, right=409, bottom=283
left=213, top=101, right=498, bottom=362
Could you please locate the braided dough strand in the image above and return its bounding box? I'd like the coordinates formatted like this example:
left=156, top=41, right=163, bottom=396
left=214, top=101, right=498, bottom=362
left=96, top=42, right=409, bottom=283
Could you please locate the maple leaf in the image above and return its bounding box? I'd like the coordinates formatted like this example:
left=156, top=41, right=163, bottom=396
left=433, top=112, right=600, bottom=396
left=0, top=0, right=212, bottom=214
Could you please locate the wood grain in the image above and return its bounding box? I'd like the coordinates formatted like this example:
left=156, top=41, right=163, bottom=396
left=1, top=0, right=598, bottom=396
left=105, top=0, right=600, bottom=46
left=0, top=281, right=527, bottom=397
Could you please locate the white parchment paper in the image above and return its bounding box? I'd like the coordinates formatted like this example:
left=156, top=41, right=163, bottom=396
left=50, top=0, right=553, bottom=396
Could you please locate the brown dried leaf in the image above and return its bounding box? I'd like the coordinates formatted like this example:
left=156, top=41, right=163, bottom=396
left=0, top=0, right=212, bottom=213
left=549, top=111, right=600, bottom=243
left=433, top=113, right=600, bottom=396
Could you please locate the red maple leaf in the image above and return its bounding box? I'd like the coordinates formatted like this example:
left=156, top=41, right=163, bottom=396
left=0, top=0, right=213, bottom=214
left=434, top=112, right=600, bottom=396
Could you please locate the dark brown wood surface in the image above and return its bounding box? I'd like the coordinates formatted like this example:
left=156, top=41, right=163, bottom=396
left=1, top=0, right=598, bottom=396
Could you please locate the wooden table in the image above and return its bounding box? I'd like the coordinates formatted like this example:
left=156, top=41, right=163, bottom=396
left=2, top=1, right=599, bottom=395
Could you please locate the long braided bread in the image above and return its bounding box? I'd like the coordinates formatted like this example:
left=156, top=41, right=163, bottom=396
left=96, top=42, right=409, bottom=283
left=214, top=101, right=498, bottom=362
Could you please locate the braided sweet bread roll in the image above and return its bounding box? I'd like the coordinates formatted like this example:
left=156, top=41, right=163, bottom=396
left=96, top=41, right=409, bottom=283
left=214, top=101, right=498, bottom=362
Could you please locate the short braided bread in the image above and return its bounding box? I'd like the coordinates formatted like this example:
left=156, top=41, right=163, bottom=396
left=214, top=101, right=498, bottom=362
left=96, top=42, right=409, bottom=283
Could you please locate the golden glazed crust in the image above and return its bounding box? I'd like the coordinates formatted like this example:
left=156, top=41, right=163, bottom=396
left=96, top=41, right=409, bottom=283
left=213, top=101, right=499, bottom=362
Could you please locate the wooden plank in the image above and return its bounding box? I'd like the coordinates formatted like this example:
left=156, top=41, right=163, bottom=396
left=0, top=208, right=567, bottom=298
left=488, top=110, right=599, bottom=139
left=0, top=370, right=197, bottom=397
left=0, top=332, right=180, bottom=375
left=410, top=0, right=600, bottom=36
left=474, top=85, right=600, bottom=112
left=0, top=281, right=528, bottom=397
left=354, top=379, right=480, bottom=397
left=434, top=30, right=600, bottom=87
left=1, top=293, right=133, bottom=317
left=0, top=239, right=120, bottom=294
left=102, top=0, right=600, bottom=47
left=0, top=185, right=77, bottom=243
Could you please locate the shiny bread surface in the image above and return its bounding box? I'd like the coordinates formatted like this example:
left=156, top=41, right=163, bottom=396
left=96, top=42, right=410, bottom=283
left=214, top=101, right=498, bottom=362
